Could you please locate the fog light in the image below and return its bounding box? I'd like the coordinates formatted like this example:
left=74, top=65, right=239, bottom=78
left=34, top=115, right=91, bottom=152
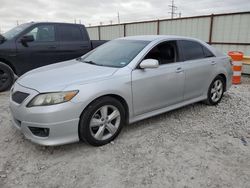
left=28, top=127, right=50, bottom=137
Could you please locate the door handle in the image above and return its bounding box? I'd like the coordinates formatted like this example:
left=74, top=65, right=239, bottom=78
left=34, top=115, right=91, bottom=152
left=48, top=45, right=57, bottom=49
left=80, top=45, right=88, bottom=48
left=175, top=67, right=183, bottom=73
left=211, top=61, right=217, bottom=65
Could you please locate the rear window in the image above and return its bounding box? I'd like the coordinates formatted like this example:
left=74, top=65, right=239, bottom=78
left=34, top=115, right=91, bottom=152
left=202, top=46, right=215, bottom=57
left=59, top=25, right=83, bottom=41
left=181, top=40, right=205, bottom=61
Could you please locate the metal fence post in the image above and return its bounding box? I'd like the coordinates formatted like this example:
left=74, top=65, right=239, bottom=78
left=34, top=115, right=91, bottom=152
left=124, top=24, right=126, bottom=37
left=98, top=26, right=101, bottom=40
left=157, top=20, right=160, bottom=35
left=209, top=14, right=214, bottom=44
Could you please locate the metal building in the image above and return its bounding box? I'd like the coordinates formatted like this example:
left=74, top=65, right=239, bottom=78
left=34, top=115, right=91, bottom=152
left=86, top=11, right=250, bottom=55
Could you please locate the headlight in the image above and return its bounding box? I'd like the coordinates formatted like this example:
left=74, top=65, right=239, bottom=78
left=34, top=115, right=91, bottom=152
left=27, top=90, right=78, bottom=107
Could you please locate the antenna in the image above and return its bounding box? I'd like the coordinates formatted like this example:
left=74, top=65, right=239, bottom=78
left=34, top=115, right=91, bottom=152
left=168, top=0, right=179, bottom=19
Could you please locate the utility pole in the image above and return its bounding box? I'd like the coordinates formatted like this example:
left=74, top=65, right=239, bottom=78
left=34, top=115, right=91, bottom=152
left=168, top=0, right=178, bottom=19
left=16, top=20, right=19, bottom=26
left=117, top=12, right=120, bottom=24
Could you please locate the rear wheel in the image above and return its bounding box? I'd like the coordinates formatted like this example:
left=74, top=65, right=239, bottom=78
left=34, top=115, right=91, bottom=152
left=79, top=96, right=125, bottom=146
left=0, top=62, right=14, bottom=92
left=204, top=75, right=225, bottom=105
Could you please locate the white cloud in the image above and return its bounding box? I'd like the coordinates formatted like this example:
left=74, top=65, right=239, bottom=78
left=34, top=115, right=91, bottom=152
left=0, top=0, right=249, bottom=32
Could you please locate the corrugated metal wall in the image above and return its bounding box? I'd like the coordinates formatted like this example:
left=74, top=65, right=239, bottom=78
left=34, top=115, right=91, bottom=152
left=86, top=12, right=250, bottom=55
left=87, top=27, right=99, bottom=40
left=159, top=17, right=210, bottom=41
left=126, top=22, right=157, bottom=36
left=212, top=14, right=250, bottom=43
left=100, top=25, right=124, bottom=40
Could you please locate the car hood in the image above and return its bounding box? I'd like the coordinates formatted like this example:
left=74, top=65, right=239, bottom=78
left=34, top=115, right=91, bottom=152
left=17, top=59, right=118, bottom=92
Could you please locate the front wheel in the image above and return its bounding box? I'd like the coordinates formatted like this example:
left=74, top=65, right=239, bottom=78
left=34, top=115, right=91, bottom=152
left=79, top=96, right=125, bottom=146
left=0, top=62, right=15, bottom=92
left=204, top=75, right=225, bottom=105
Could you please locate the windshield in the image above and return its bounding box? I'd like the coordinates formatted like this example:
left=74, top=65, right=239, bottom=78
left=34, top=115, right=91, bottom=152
left=2, top=23, right=31, bottom=40
left=82, top=39, right=150, bottom=68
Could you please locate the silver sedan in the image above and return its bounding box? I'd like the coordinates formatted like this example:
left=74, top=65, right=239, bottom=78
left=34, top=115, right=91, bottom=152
left=9, top=35, right=233, bottom=146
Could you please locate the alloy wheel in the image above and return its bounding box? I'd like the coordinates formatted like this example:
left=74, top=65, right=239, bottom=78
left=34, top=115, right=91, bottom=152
left=210, top=79, right=223, bottom=103
left=90, top=105, right=121, bottom=141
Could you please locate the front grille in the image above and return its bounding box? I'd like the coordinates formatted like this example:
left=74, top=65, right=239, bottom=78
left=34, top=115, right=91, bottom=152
left=12, top=91, right=29, bottom=104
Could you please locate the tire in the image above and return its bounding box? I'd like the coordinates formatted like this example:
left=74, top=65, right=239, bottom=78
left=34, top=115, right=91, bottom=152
left=0, top=62, right=14, bottom=92
left=79, top=96, right=125, bottom=146
left=204, top=75, right=225, bottom=105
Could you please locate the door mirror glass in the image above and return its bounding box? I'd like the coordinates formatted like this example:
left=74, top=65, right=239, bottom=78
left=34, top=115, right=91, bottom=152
left=21, top=35, right=34, bottom=43
left=140, top=59, right=159, bottom=69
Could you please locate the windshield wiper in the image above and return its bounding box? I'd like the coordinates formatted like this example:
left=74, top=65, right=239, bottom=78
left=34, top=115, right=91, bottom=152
left=83, top=60, right=105, bottom=66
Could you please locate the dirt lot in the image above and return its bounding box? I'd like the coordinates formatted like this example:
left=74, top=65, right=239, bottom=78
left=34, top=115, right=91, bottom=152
left=0, top=77, right=250, bottom=188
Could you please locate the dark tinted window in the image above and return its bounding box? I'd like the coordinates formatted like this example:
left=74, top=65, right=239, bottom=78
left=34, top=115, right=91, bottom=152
left=26, top=25, right=55, bottom=42
left=181, top=40, right=204, bottom=60
left=60, top=25, right=83, bottom=41
left=144, top=41, right=178, bottom=65
left=203, top=46, right=214, bottom=57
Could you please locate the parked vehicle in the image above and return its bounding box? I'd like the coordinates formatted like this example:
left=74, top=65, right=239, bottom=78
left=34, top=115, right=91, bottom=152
left=9, top=35, right=233, bottom=146
left=0, top=22, right=106, bottom=92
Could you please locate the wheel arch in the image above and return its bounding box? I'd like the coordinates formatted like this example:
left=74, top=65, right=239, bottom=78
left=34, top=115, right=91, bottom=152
left=0, top=58, right=16, bottom=75
left=217, top=73, right=227, bottom=91
left=79, top=94, right=130, bottom=124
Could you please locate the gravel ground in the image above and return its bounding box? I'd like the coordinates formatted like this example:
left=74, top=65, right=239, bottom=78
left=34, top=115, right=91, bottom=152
left=0, top=76, right=250, bottom=188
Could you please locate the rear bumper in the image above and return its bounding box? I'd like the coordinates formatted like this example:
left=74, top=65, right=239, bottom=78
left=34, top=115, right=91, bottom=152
left=9, top=82, right=83, bottom=146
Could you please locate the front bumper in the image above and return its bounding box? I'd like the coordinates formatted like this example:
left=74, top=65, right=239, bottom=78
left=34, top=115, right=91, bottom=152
left=9, top=83, right=82, bottom=146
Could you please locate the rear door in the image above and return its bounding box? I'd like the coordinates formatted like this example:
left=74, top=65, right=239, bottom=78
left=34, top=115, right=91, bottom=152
left=16, top=24, right=60, bottom=74
left=179, top=40, right=216, bottom=100
left=57, top=24, right=92, bottom=61
left=132, top=40, right=185, bottom=116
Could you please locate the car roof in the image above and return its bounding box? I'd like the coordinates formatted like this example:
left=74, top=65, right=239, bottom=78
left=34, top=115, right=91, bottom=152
left=119, top=35, right=201, bottom=42
left=26, top=22, right=85, bottom=27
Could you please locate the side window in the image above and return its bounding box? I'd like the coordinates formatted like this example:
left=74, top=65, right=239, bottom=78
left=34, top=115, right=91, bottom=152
left=181, top=40, right=204, bottom=60
left=59, top=25, right=83, bottom=41
left=26, top=25, right=55, bottom=42
left=144, top=41, right=178, bottom=65
left=202, top=46, right=215, bottom=58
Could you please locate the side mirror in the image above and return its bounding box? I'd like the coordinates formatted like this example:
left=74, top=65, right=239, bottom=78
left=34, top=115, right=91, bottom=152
left=140, top=59, right=159, bottom=69
left=0, top=34, right=5, bottom=43
left=20, top=35, right=34, bottom=46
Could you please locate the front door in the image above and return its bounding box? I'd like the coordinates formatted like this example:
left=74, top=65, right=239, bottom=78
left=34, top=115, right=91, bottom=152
left=132, top=41, right=185, bottom=116
left=16, top=24, right=60, bottom=75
